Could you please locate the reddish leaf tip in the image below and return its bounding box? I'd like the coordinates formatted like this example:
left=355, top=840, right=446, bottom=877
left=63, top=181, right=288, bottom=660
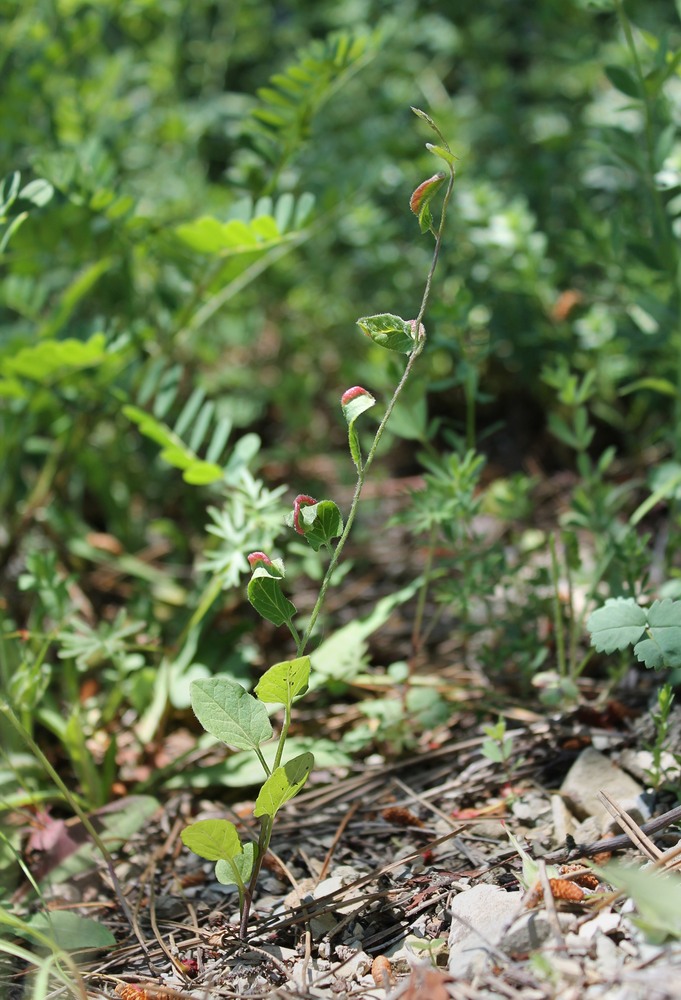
left=292, top=494, right=317, bottom=535
left=341, top=385, right=371, bottom=407
left=247, top=551, right=272, bottom=569
left=409, top=172, right=446, bottom=214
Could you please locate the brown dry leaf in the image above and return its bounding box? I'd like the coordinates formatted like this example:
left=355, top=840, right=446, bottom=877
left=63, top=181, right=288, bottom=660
left=396, top=966, right=454, bottom=1000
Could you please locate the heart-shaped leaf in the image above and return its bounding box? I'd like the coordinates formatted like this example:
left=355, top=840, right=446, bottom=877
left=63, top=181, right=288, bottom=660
left=190, top=677, right=273, bottom=749
left=180, top=818, right=243, bottom=861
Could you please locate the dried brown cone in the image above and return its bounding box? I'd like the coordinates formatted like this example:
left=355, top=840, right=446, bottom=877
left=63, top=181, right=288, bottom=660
left=559, top=864, right=600, bottom=890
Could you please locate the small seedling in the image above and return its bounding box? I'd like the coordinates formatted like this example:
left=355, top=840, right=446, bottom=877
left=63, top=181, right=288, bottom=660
left=182, top=109, right=457, bottom=938
left=645, top=682, right=680, bottom=793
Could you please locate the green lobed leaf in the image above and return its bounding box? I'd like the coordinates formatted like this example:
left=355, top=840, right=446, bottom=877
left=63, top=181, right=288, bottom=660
left=356, top=313, right=415, bottom=354
left=586, top=597, right=647, bottom=652
left=254, top=656, right=311, bottom=707
left=297, top=500, right=344, bottom=551
left=215, top=842, right=256, bottom=887
left=253, top=752, right=314, bottom=818
left=247, top=569, right=297, bottom=626
left=180, top=818, right=243, bottom=861
left=190, top=677, right=273, bottom=749
left=633, top=598, right=681, bottom=669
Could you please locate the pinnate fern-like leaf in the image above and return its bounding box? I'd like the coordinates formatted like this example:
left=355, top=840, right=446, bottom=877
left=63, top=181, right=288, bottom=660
left=246, top=31, right=377, bottom=164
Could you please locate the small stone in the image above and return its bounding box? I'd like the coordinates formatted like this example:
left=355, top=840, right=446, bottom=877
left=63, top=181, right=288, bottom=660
left=503, top=910, right=577, bottom=955
left=448, top=885, right=521, bottom=976
left=560, top=748, right=650, bottom=835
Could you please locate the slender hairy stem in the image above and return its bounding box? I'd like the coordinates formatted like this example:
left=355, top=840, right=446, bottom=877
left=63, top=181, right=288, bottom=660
left=297, top=164, right=456, bottom=656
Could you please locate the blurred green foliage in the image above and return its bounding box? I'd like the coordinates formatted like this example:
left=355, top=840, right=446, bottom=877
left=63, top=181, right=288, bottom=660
left=1, top=0, right=681, bottom=793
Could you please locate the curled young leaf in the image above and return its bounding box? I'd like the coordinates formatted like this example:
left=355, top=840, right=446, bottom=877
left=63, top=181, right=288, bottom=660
left=409, top=172, right=446, bottom=215
left=292, top=494, right=318, bottom=535
left=248, top=570, right=297, bottom=626
left=341, top=385, right=376, bottom=469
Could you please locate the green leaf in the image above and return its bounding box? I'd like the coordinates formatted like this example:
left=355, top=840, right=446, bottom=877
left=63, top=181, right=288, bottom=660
left=425, top=143, right=457, bottom=168
left=605, top=64, right=641, bottom=99
left=586, top=597, right=647, bottom=652
left=356, top=313, right=415, bottom=354
left=254, top=752, right=314, bottom=818
left=247, top=569, right=297, bottom=626
left=190, top=678, right=273, bottom=749
left=122, top=404, right=224, bottom=485
left=296, top=500, right=344, bottom=551
left=175, top=215, right=280, bottom=255
left=633, top=599, right=681, bottom=669
left=25, top=912, right=116, bottom=951
left=255, top=656, right=311, bottom=707
left=180, top=818, right=243, bottom=861
left=2, top=334, right=109, bottom=383
left=409, top=171, right=446, bottom=233
left=215, top=842, right=256, bottom=886
left=600, top=863, right=681, bottom=942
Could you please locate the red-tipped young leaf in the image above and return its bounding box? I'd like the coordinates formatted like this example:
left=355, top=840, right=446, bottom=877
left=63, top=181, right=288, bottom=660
left=292, top=494, right=317, bottom=535
left=341, top=386, right=376, bottom=469
left=247, top=568, right=297, bottom=626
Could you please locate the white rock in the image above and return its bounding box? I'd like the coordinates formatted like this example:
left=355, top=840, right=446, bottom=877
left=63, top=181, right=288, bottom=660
left=448, top=885, right=521, bottom=976
left=560, top=747, right=650, bottom=834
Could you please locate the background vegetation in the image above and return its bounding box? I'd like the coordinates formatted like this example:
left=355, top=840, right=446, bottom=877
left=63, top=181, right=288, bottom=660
left=2, top=0, right=681, bottom=976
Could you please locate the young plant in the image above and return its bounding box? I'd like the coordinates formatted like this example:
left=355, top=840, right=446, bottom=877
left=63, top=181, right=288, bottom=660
left=645, top=683, right=680, bottom=794
left=181, top=109, right=456, bottom=938
left=480, top=716, right=523, bottom=788
left=587, top=596, right=681, bottom=671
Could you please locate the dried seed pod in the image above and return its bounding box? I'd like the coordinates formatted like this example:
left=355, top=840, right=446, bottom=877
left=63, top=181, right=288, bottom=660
left=115, top=987, right=147, bottom=1000
left=371, top=954, right=395, bottom=988
left=381, top=806, right=424, bottom=828
left=559, top=864, right=600, bottom=890
left=547, top=877, right=585, bottom=902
